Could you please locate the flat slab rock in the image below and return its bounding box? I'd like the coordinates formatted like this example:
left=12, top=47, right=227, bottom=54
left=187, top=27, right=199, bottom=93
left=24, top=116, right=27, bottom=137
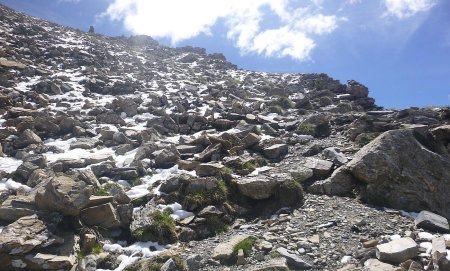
left=414, top=210, right=449, bottom=233
left=232, top=173, right=289, bottom=200
left=247, top=257, right=289, bottom=271
left=212, top=234, right=252, bottom=262
left=276, top=247, right=312, bottom=269
left=364, top=259, right=403, bottom=271
left=376, top=237, right=418, bottom=264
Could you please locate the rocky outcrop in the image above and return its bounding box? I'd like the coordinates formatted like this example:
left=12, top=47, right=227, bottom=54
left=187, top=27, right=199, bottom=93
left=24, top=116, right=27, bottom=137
left=324, top=127, right=450, bottom=219
left=35, top=176, right=92, bottom=216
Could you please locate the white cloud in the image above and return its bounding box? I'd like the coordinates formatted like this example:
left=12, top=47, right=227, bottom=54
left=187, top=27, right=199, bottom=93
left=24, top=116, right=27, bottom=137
left=383, top=0, right=437, bottom=19
left=102, top=0, right=339, bottom=61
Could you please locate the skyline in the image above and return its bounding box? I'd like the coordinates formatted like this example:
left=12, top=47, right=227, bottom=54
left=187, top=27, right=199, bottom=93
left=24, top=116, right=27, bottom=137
left=1, top=0, right=449, bottom=109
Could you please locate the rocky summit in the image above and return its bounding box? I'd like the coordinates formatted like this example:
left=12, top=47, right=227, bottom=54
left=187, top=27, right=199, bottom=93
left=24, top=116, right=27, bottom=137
left=0, top=3, right=449, bottom=271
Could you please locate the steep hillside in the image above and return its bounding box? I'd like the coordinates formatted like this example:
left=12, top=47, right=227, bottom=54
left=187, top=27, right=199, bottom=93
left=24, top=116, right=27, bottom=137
left=0, top=4, right=449, bottom=271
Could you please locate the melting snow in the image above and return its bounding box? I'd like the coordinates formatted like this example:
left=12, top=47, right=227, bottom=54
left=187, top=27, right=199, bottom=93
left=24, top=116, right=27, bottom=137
left=0, top=179, right=31, bottom=192
left=0, top=157, right=23, bottom=173
left=100, top=241, right=168, bottom=271
left=157, top=202, right=194, bottom=221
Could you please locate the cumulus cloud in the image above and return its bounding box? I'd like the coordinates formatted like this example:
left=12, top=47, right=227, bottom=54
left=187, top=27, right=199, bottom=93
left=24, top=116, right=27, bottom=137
left=383, top=0, right=437, bottom=19
left=102, top=0, right=339, bottom=61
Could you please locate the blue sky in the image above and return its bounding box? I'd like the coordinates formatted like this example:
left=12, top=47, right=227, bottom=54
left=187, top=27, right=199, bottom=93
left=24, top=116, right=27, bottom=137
left=1, top=0, right=449, bottom=109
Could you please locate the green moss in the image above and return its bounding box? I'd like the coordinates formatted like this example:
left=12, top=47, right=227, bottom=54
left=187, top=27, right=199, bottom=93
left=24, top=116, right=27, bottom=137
left=132, top=210, right=177, bottom=244
left=232, top=236, right=257, bottom=258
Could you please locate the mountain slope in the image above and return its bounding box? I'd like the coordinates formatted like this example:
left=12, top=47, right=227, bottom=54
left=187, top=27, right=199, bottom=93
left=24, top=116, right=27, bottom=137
left=0, top=3, right=449, bottom=271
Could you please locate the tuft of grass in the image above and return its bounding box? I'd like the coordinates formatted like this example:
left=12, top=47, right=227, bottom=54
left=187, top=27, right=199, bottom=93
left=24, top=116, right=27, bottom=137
left=132, top=210, right=177, bottom=244
left=206, top=215, right=229, bottom=235
left=93, top=187, right=110, bottom=196
left=269, top=251, right=281, bottom=258
left=275, top=96, right=294, bottom=109
left=237, top=160, right=259, bottom=172
left=91, top=243, right=103, bottom=254
left=183, top=180, right=228, bottom=210
left=130, top=177, right=143, bottom=186
left=356, top=133, right=379, bottom=147
left=232, top=236, right=257, bottom=258
left=268, top=105, right=283, bottom=114
left=296, top=123, right=316, bottom=136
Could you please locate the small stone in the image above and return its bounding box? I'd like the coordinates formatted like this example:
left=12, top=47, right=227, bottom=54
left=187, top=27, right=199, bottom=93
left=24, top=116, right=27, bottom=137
left=363, top=240, right=379, bottom=248
left=309, top=235, right=320, bottom=244
left=237, top=249, right=246, bottom=265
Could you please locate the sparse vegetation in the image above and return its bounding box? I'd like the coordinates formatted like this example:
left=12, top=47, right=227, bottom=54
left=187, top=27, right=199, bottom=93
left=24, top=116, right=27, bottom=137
left=296, top=123, right=316, bottom=136
left=232, top=236, right=257, bottom=258
left=356, top=132, right=379, bottom=147
left=93, top=187, right=110, bottom=196
left=206, top=215, right=229, bottom=234
left=268, top=105, right=283, bottom=114
left=132, top=210, right=177, bottom=244
left=183, top=180, right=228, bottom=210
left=275, top=96, right=294, bottom=109
left=130, top=177, right=143, bottom=186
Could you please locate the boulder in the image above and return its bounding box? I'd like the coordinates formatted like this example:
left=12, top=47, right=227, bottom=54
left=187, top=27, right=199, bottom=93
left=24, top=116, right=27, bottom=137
left=304, top=158, right=334, bottom=178
left=247, top=258, right=289, bottom=271
left=80, top=203, right=121, bottom=228
left=69, top=138, right=99, bottom=150
left=0, top=215, right=60, bottom=255
left=153, top=146, right=180, bottom=168
left=346, top=80, right=369, bottom=98
left=262, top=144, right=288, bottom=159
left=376, top=237, right=418, bottom=264
left=14, top=129, right=42, bottom=149
left=323, top=147, right=348, bottom=166
left=414, top=211, right=449, bottom=233
left=333, top=129, right=450, bottom=219
left=195, top=162, right=224, bottom=177
left=276, top=247, right=312, bottom=270
left=363, top=259, right=403, bottom=271
left=232, top=175, right=283, bottom=200
left=212, top=234, right=252, bottom=262
left=35, top=176, right=91, bottom=216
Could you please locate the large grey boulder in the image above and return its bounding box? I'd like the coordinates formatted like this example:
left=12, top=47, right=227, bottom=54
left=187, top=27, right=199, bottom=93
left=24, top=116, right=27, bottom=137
left=414, top=210, right=449, bottom=233
left=232, top=174, right=284, bottom=200
left=262, top=144, right=288, bottom=159
left=376, top=237, right=418, bottom=264
left=327, top=128, right=450, bottom=219
left=35, top=176, right=91, bottom=216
